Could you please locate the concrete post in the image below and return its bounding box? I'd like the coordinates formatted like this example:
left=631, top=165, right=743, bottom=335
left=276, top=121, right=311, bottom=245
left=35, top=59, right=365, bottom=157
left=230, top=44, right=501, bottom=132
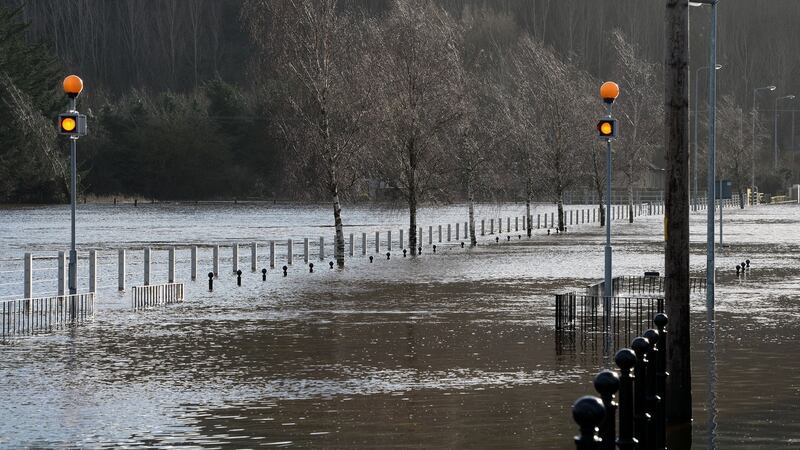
left=551, top=213, right=554, bottom=227
left=190, top=246, right=197, bottom=280
left=515, top=217, right=519, bottom=231
left=304, top=238, right=309, bottom=263
left=375, top=231, right=380, bottom=253
left=399, top=229, right=404, bottom=250
left=429, top=226, right=433, bottom=245
left=288, top=239, right=293, bottom=265
left=455, top=223, right=459, bottom=240
left=270, top=241, right=276, bottom=268
left=490, top=219, right=494, bottom=234
left=144, top=247, right=151, bottom=285
left=361, top=233, right=367, bottom=255
left=251, top=242, right=257, bottom=271
left=319, top=237, right=325, bottom=260
left=118, top=249, right=126, bottom=291
left=388, top=230, right=392, bottom=251
left=438, top=225, right=442, bottom=242
left=544, top=214, right=548, bottom=228
left=463, top=222, right=467, bottom=239
left=168, top=247, right=175, bottom=283
left=447, top=224, right=451, bottom=242
left=24, top=252, right=32, bottom=299
left=232, top=244, right=239, bottom=274
left=212, top=245, right=219, bottom=277
left=89, top=250, right=97, bottom=293
left=507, top=217, right=510, bottom=232
left=58, top=251, right=67, bottom=295
left=481, top=220, right=485, bottom=236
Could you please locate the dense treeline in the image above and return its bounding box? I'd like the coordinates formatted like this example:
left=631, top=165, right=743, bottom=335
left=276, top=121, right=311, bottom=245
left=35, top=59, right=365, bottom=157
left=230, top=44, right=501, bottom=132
left=1, top=0, right=799, bottom=208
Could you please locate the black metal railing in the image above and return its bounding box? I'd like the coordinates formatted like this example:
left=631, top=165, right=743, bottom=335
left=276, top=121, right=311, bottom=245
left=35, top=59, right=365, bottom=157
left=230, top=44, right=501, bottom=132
left=555, top=294, right=664, bottom=345
left=586, top=275, right=705, bottom=298
left=1, top=293, right=95, bottom=341
left=570, top=313, right=668, bottom=449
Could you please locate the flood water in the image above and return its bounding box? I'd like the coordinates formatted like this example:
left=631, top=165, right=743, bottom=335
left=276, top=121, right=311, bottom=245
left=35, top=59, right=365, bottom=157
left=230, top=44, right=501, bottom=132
left=1, top=201, right=799, bottom=448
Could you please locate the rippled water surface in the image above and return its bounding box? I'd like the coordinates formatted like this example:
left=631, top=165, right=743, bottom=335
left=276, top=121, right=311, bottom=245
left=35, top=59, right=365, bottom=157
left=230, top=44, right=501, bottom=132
left=1, top=202, right=799, bottom=448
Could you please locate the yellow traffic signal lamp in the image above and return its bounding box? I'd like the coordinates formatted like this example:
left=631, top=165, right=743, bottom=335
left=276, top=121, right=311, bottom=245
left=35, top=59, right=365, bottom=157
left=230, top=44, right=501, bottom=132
left=58, top=112, right=87, bottom=137
left=597, top=118, right=617, bottom=140
left=63, top=75, right=84, bottom=98
left=600, top=81, right=620, bottom=104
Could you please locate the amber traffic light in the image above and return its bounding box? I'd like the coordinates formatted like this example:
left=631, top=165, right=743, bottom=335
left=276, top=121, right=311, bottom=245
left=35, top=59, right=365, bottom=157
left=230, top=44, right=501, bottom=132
left=63, top=75, right=84, bottom=98
left=58, top=113, right=87, bottom=136
left=600, top=81, right=620, bottom=104
left=597, top=118, right=617, bottom=139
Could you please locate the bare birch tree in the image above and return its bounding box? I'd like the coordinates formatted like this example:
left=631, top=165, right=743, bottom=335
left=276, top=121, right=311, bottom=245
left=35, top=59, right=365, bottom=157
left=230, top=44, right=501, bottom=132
left=372, top=0, right=463, bottom=255
left=245, top=0, right=375, bottom=267
left=612, top=29, right=662, bottom=223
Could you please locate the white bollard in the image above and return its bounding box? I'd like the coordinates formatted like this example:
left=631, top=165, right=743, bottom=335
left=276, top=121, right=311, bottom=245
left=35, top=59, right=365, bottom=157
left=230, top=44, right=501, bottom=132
left=24, top=253, right=32, bottom=299
left=144, top=247, right=151, bottom=286
left=232, top=244, right=239, bottom=274
left=319, top=237, right=325, bottom=260
left=118, top=249, right=126, bottom=291
left=270, top=241, right=276, bottom=268
left=362, top=233, right=367, bottom=255
left=168, top=247, right=175, bottom=283
left=288, top=239, right=293, bottom=265
left=251, top=242, right=257, bottom=272
left=213, top=245, right=219, bottom=277
left=59, top=251, right=67, bottom=295
left=190, top=246, right=197, bottom=280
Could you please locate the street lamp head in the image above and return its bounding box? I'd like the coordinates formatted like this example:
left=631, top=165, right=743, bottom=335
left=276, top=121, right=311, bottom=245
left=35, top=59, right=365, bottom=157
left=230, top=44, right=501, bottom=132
left=715, top=64, right=723, bottom=70
left=600, top=81, right=620, bottom=104
left=768, top=86, right=777, bottom=91
left=62, top=75, right=83, bottom=98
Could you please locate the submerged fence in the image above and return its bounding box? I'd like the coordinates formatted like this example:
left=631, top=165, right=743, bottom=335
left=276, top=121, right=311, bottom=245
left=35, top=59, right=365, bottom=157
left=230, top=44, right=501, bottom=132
left=131, top=282, right=184, bottom=310
left=586, top=275, right=706, bottom=297
left=555, top=293, right=664, bottom=345
left=1, top=293, right=95, bottom=341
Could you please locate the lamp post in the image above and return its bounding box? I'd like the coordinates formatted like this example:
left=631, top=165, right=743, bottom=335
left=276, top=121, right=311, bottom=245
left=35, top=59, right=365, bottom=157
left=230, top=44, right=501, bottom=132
left=774, top=95, right=796, bottom=169
left=752, top=85, right=776, bottom=197
left=693, top=64, right=722, bottom=210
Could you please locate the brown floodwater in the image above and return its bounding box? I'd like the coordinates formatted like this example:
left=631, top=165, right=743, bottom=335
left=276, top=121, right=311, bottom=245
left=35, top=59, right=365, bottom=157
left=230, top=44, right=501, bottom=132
left=0, top=202, right=798, bottom=448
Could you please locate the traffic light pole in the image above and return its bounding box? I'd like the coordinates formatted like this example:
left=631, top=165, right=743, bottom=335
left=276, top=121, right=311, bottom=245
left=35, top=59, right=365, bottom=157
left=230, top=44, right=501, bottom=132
left=68, top=97, right=77, bottom=319
left=604, top=105, right=613, bottom=311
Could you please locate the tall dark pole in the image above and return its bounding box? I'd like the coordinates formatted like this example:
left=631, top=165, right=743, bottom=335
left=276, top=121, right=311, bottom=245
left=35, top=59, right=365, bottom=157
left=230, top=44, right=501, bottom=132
left=68, top=97, right=77, bottom=302
left=664, top=0, right=692, bottom=446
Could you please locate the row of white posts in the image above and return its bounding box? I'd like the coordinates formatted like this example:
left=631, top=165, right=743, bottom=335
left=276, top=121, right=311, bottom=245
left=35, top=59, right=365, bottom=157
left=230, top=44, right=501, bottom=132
left=19, top=202, right=686, bottom=299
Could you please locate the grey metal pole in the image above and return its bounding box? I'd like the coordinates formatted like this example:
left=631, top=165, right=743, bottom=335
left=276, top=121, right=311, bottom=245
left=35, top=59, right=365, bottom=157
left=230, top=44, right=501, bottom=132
left=694, top=67, right=702, bottom=211
left=604, top=112, right=613, bottom=303
left=775, top=98, right=779, bottom=170
left=707, top=4, right=719, bottom=448
left=719, top=179, right=723, bottom=247
left=69, top=135, right=77, bottom=299
left=752, top=91, right=757, bottom=192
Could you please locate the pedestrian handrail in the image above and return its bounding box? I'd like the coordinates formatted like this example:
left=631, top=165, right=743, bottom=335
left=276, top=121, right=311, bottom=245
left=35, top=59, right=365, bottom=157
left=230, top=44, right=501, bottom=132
left=131, top=282, right=184, bottom=310
left=1, top=293, right=94, bottom=341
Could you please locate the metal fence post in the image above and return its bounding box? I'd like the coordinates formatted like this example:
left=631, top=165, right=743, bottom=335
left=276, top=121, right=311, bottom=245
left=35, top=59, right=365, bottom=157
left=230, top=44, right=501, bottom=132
left=572, top=396, right=605, bottom=450
left=288, top=239, right=293, bottom=265
left=632, top=337, right=651, bottom=448
left=251, top=242, right=257, bottom=271
left=270, top=241, right=276, bottom=268
left=24, top=253, right=32, bottom=299
left=438, top=225, right=442, bottom=242
left=615, top=348, right=637, bottom=450
left=375, top=231, right=380, bottom=253
left=319, top=237, right=325, bottom=260
left=303, top=238, right=309, bottom=263
left=429, top=226, right=433, bottom=245
left=118, top=249, right=126, bottom=291
left=361, top=233, right=367, bottom=256
left=594, top=370, right=620, bottom=450
left=165, top=247, right=174, bottom=283
left=212, top=245, right=219, bottom=278
left=232, top=244, right=239, bottom=274
left=447, top=224, right=451, bottom=242
left=190, top=246, right=197, bottom=280
left=388, top=230, right=392, bottom=251
left=144, top=247, right=151, bottom=285
left=58, top=251, right=67, bottom=295
left=349, top=233, right=355, bottom=256
left=87, top=249, right=96, bottom=293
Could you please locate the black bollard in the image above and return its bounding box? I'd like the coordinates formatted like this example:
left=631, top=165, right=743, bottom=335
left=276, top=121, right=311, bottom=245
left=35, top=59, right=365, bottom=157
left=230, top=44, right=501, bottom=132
left=403, top=249, right=407, bottom=257
left=418, top=246, right=422, bottom=255
left=518, top=235, right=521, bottom=240
left=386, top=252, right=390, bottom=260
left=495, top=236, right=499, bottom=243
left=262, top=268, right=267, bottom=281
left=741, top=262, right=746, bottom=272
left=572, top=396, right=605, bottom=450
left=461, top=242, right=465, bottom=248
left=208, top=272, right=214, bottom=291
left=746, top=259, right=750, bottom=268
left=736, top=265, right=741, bottom=276
left=329, top=261, right=334, bottom=269
left=433, top=245, right=437, bottom=253
left=237, top=269, right=242, bottom=286
left=615, top=348, right=637, bottom=450
left=594, top=370, right=620, bottom=450
left=369, top=256, right=374, bottom=263
left=565, top=226, right=568, bottom=233
left=507, top=236, right=510, bottom=241
left=643, top=328, right=661, bottom=446
left=631, top=337, right=651, bottom=449
left=652, top=314, right=669, bottom=450
left=548, top=229, right=551, bottom=235
left=309, top=263, right=314, bottom=273
left=283, top=265, right=288, bottom=277
left=134, top=199, right=138, bottom=207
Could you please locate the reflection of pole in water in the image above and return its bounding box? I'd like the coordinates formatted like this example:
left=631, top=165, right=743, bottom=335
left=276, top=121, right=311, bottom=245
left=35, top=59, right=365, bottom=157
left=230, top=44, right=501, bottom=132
left=706, top=306, right=719, bottom=449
